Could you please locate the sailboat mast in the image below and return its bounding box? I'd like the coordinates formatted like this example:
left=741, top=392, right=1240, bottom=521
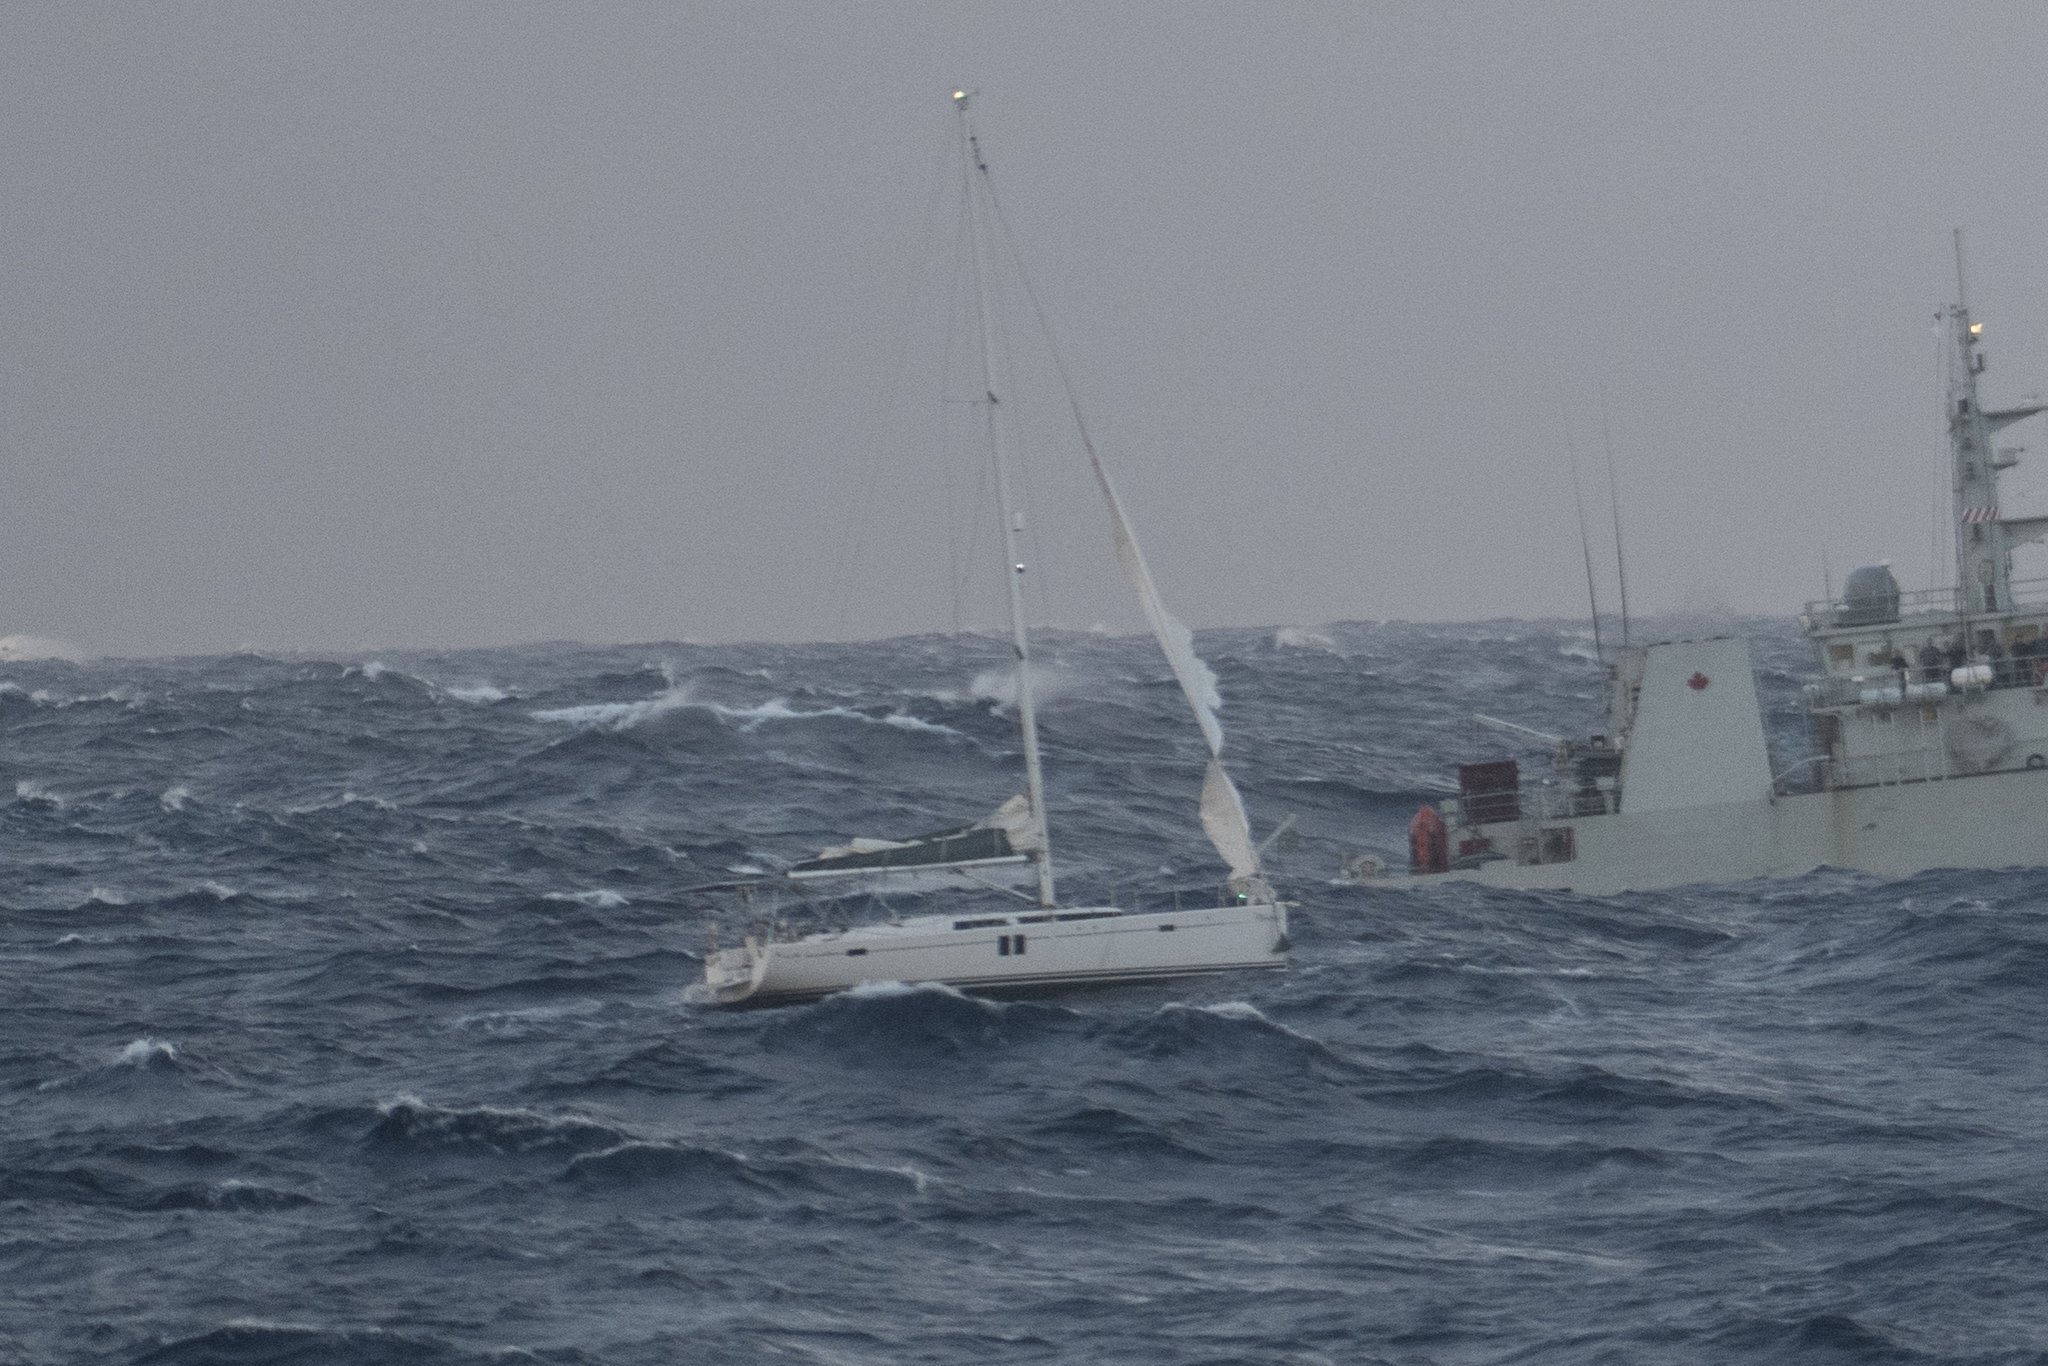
left=955, top=90, right=1056, bottom=907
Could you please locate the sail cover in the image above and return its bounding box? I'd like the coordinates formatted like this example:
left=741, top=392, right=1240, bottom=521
left=1077, top=435, right=1262, bottom=885
left=787, top=795, right=1039, bottom=883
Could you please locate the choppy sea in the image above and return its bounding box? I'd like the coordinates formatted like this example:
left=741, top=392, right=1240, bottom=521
left=6, top=615, right=2047, bottom=1364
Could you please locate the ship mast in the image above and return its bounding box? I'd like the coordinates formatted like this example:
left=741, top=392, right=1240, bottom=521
left=1948, top=230, right=2048, bottom=613
left=956, top=89, right=1057, bottom=908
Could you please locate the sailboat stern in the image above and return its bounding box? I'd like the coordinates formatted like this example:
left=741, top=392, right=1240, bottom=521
left=703, top=935, right=771, bottom=1006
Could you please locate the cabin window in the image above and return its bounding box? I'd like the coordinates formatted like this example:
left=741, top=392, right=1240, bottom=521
left=1541, top=827, right=1577, bottom=864
left=997, top=935, right=1011, bottom=956
left=1015, top=934, right=1026, bottom=955
left=955, top=917, right=1009, bottom=930
left=846, top=948, right=868, bottom=957
left=1158, top=923, right=1176, bottom=932
left=1828, top=644, right=1854, bottom=666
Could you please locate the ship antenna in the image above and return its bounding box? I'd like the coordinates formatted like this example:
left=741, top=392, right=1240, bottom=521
left=1559, top=398, right=1604, bottom=664
left=1600, top=382, right=1633, bottom=648
left=1954, top=227, right=1970, bottom=313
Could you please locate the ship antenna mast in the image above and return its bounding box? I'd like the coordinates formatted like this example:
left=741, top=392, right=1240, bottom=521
left=1600, top=385, right=1633, bottom=648
left=1952, top=229, right=2006, bottom=614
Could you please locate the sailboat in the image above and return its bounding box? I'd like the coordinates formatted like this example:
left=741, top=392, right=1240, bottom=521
left=701, top=92, right=1287, bottom=1007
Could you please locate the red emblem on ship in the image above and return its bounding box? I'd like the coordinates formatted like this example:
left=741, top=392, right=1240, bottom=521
left=1687, top=672, right=1710, bottom=691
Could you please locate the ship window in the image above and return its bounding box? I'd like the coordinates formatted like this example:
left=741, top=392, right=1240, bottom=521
left=1056, top=911, right=1118, bottom=921
left=1158, top=923, right=1176, bottom=932
left=846, top=948, right=868, bottom=957
left=997, top=935, right=1011, bottom=956
left=1015, top=934, right=1026, bottom=955
left=1828, top=644, right=1855, bottom=666
left=1019, top=914, right=1052, bottom=924
left=954, top=917, right=1009, bottom=930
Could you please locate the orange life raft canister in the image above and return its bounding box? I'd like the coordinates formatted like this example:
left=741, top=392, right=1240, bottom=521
left=1409, top=805, right=1449, bottom=875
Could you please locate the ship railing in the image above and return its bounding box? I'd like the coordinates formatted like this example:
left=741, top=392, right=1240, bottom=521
left=1804, top=660, right=2048, bottom=712
left=1806, top=574, right=2048, bottom=628
left=1824, top=747, right=1972, bottom=790
left=1443, top=783, right=1615, bottom=828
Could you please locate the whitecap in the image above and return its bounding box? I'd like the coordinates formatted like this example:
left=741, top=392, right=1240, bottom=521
left=878, top=711, right=957, bottom=735
left=14, top=779, right=63, bottom=808
left=442, top=682, right=510, bottom=704
left=535, top=685, right=960, bottom=738
left=198, top=880, right=240, bottom=901
left=160, top=785, right=192, bottom=812
left=710, top=698, right=960, bottom=737
left=532, top=684, right=692, bottom=730
left=118, top=1037, right=177, bottom=1066
left=1273, top=625, right=1337, bottom=651
left=543, top=889, right=629, bottom=908
left=1191, top=1000, right=1270, bottom=1022
left=970, top=667, right=1020, bottom=706
left=0, top=633, right=86, bottom=662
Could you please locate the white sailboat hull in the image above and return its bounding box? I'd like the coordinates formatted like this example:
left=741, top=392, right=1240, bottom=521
left=704, top=900, right=1289, bottom=1007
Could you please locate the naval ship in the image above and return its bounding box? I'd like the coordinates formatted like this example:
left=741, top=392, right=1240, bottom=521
left=1405, top=246, right=2048, bottom=893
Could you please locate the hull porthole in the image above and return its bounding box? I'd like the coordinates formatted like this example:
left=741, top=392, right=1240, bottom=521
left=2028, top=754, right=2047, bottom=770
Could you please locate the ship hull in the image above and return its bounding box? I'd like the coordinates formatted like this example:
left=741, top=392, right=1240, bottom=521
left=1425, top=766, right=2048, bottom=893
left=704, top=901, right=1289, bottom=1007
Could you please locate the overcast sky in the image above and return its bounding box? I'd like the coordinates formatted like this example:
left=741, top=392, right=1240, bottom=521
left=7, top=3, right=2048, bottom=657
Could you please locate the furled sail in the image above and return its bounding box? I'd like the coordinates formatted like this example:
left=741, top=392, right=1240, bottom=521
left=1078, top=437, right=1262, bottom=886
left=786, top=794, right=1039, bottom=888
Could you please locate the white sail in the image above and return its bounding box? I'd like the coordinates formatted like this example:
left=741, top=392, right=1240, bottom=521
left=1199, top=757, right=1260, bottom=884
left=1079, top=437, right=1261, bottom=884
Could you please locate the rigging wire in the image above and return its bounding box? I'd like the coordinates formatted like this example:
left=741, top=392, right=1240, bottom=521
left=829, top=125, right=956, bottom=639
left=1558, top=399, right=1604, bottom=664
left=975, top=143, right=1141, bottom=626
left=940, top=165, right=974, bottom=633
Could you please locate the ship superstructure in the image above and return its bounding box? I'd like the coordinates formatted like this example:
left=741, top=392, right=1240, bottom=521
left=1402, top=240, right=2048, bottom=893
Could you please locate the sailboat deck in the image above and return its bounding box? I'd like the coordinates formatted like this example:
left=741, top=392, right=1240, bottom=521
left=784, top=906, right=1128, bottom=941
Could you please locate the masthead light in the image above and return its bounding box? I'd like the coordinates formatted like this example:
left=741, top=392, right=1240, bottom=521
left=1971, top=322, right=1985, bottom=336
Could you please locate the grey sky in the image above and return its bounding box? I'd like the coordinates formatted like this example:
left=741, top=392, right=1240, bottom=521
left=6, top=3, right=2048, bottom=657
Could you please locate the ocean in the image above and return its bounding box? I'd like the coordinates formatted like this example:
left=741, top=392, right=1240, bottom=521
left=5, top=615, right=2047, bottom=1364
